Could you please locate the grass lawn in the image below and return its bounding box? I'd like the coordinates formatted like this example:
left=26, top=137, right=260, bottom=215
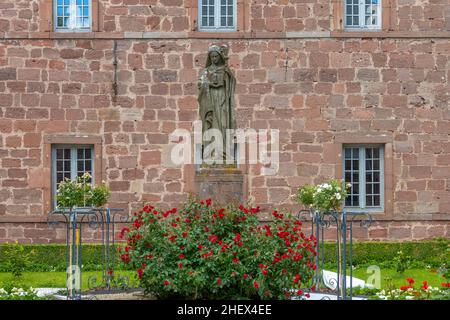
left=0, top=271, right=137, bottom=291
left=331, top=266, right=446, bottom=290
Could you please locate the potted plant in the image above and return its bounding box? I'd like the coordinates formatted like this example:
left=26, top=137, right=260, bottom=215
left=56, top=172, right=110, bottom=211
left=296, top=179, right=351, bottom=297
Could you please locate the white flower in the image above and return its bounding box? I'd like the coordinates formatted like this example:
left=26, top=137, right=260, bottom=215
left=335, top=193, right=341, bottom=200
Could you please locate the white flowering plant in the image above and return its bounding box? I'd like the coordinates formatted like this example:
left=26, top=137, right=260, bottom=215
left=0, top=285, right=43, bottom=300
left=297, top=179, right=351, bottom=212
left=56, top=172, right=110, bottom=209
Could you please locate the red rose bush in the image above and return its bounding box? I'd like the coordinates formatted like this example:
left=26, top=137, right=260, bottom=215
left=119, top=198, right=316, bottom=299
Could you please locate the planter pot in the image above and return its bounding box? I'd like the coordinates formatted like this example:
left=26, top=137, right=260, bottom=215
left=73, top=206, right=95, bottom=213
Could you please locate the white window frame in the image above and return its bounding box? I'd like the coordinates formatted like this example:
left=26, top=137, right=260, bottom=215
left=342, top=144, right=384, bottom=213
left=52, top=144, right=94, bottom=209
left=53, top=0, right=92, bottom=32
left=344, top=0, right=381, bottom=30
left=198, top=0, right=237, bottom=32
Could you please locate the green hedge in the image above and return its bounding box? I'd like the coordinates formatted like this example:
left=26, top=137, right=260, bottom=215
left=0, top=239, right=448, bottom=272
left=0, top=243, right=130, bottom=272
left=321, top=238, right=449, bottom=267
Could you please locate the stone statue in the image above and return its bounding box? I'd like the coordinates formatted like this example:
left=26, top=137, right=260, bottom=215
left=198, top=45, right=236, bottom=162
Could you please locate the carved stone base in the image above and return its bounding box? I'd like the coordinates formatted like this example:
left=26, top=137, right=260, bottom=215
left=194, top=167, right=244, bottom=205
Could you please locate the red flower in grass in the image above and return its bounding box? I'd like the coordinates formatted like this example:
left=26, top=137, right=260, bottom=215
left=243, top=274, right=248, bottom=280
left=297, top=290, right=303, bottom=295
left=442, top=282, right=450, bottom=288
left=407, top=277, right=414, bottom=285
left=137, top=268, right=143, bottom=279
left=400, top=285, right=410, bottom=291
left=179, top=253, right=185, bottom=259
left=178, top=263, right=183, bottom=269
left=253, top=281, right=259, bottom=289
left=182, top=232, right=188, bottom=238
left=164, top=280, right=170, bottom=286
left=206, top=199, right=212, bottom=206
left=262, top=269, right=268, bottom=276
left=421, top=281, right=428, bottom=290
left=233, top=258, right=239, bottom=264
left=217, top=278, right=222, bottom=286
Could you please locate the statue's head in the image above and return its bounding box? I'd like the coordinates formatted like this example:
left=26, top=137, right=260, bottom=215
left=206, top=45, right=228, bottom=67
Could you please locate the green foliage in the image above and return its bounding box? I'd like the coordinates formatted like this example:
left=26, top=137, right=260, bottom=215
left=90, top=183, right=110, bottom=207
left=393, top=250, right=411, bottom=274
left=297, top=179, right=351, bottom=211
left=56, top=172, right=110, bottom=208
left=296, top=184, right=315, bottom=207
left=119, top=199, right=316, bottom=300
left=1, top=242, right=34, bottom=279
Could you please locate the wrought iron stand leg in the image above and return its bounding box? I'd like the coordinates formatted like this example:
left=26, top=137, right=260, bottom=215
left=342, top=212, right=347, bottom=300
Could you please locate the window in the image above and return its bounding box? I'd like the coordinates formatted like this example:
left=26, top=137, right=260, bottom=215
left=54, top=0, right=91, bottom=31
left=344, top=0, right=381, bottom=30
left=198, top=0, right=236, bottom=31
left=52, top=145, right=94, bottom=207
left=343, top=145, right=384, bottom=211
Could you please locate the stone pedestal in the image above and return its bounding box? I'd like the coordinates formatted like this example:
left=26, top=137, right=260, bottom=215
left=194, top=167, right=244, bottom=205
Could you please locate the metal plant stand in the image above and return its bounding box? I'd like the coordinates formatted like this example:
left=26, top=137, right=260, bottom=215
left=48, top=207, right=128, bottom=300
left=298, top=209, right=372, bottom=300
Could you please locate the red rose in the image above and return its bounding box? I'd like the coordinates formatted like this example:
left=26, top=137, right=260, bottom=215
left=179, top=253, right=185, bottom=259
left=178, top=263, right=183, bottom=269
left=182, top=232, right=188, bottom=238
left=137, top=268, right=143, bottom=279
left=407, top=277, right=414, bottom=285
left=206, top=199, right=212, bottom=206
left=164, top=280, right=170, bottom=286
left=297, top=290, right=303, bottom=295
left=243, top=274, right=248, bottom=280
left=217, top=278, right=222, bottom=286
left=253, top=281, right=259, bottom=289
left=233, top=258, right=239, bottom=264
left=305, top=293, right=310, bottom=298
left=262, top=269, right=268, bottom=276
